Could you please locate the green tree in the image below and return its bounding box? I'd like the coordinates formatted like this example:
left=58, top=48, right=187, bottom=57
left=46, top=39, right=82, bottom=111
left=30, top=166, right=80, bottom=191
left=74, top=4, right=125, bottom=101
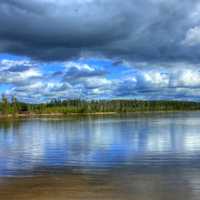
left=2, top=95, right=9, bottom=116
left=12, top=96, right=18, bottom=117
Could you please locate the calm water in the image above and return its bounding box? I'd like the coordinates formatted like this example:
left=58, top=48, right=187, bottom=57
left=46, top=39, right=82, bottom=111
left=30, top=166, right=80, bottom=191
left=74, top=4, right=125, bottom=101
left=0, top=112, right=200, bottom=200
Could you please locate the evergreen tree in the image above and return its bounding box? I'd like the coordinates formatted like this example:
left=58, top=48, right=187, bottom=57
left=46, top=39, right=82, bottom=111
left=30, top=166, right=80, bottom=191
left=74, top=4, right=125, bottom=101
left=12, top=96, right=18, bottom=117
left=2, top=95, right=9, bottom=116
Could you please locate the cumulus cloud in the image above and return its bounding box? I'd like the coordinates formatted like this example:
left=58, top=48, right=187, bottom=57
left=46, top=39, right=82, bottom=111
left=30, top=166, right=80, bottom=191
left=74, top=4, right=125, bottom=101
left=1, top=60, right=113, bottom=102
left=0, top=59, right=41, bottom=84
left=170, top=68, right=200, bottom=88
left=183, top=26, right=200, bottom=46
left=1, top=58, right=200, bottom=102
left=63, top=62, right=106, bottom=82
left=114, top=66, right=200, bottom=101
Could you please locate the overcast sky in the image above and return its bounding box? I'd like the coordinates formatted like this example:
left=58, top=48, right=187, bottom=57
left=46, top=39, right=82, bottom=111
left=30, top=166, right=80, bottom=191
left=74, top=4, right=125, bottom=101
left=0, top=0, right=200, bottom=102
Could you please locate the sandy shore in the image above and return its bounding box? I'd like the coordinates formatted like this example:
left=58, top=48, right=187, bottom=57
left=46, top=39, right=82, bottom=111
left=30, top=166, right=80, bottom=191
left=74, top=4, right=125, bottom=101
left=0, top=112, right=118, bottom=120
left=1, top=110, right=199, bottom=120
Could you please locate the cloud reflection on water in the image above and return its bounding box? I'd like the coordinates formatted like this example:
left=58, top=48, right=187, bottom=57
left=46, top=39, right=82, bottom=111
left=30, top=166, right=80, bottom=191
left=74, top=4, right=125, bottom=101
left=0, top=113, right=200, bottom=176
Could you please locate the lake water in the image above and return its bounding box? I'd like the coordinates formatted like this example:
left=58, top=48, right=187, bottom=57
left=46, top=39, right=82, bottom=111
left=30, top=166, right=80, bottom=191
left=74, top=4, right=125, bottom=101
left=0, top=112, right=200, bottom=200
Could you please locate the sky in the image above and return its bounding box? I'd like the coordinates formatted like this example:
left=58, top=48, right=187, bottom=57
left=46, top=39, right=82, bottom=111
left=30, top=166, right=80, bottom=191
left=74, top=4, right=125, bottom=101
left=1, top=0, right=200, bottom=102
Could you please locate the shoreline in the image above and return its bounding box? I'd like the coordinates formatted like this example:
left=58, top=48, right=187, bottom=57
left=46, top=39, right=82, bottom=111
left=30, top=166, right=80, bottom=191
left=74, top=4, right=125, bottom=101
left=0, top=112, right=117, bottom=119
left=0, top=110, right=200, bottom=120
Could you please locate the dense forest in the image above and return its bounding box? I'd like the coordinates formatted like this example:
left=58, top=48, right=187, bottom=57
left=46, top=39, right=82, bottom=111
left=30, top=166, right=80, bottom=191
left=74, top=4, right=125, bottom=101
left=1, top=95, right=200, bottom=117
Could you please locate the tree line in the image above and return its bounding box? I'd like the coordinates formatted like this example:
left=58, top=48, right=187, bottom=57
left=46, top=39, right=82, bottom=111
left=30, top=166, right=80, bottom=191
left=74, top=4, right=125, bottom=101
left=1, top=95, right=200, bottom=116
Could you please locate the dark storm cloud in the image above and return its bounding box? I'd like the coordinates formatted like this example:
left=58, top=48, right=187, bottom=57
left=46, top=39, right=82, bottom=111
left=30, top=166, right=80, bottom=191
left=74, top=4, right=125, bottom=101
left=0, top=0, right=199, bottom=63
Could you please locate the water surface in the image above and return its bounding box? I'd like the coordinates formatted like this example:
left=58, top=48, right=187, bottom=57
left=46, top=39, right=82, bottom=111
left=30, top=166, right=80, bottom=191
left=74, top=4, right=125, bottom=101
left=0, top=112, right=200, bottom=200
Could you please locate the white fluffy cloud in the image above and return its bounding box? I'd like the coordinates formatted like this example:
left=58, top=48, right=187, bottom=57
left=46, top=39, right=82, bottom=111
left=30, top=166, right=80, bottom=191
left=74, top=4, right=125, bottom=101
left=1, top=59, right=200, bottom=102
left=136, top=70, right=169, bottom=89
left=115, top=65, right=200, bottom=101
left=183, top=26, right=200, bottom=46
left=0, top=59, right=41, bottom=84
left=170, top=69, right=200, bottom=88
left=1, top=60, right=113, bottom=102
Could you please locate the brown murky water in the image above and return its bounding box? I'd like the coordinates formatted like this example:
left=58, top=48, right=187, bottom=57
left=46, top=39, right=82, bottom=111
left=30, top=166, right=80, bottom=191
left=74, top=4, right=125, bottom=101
left=1, top=113, right=200, bottom=200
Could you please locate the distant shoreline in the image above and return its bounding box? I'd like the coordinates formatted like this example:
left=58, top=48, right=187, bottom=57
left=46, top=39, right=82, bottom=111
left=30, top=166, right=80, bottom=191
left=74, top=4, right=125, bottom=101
left=0, top=112, right=117, bottom=119
left=0, top=110, right=200, bottom=120
left=1, top=99, right=200, bottom=120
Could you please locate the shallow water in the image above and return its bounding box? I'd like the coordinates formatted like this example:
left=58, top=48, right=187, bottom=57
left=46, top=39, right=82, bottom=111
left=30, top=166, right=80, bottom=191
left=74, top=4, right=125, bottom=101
left=0, top=112, right=200, bottom=200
